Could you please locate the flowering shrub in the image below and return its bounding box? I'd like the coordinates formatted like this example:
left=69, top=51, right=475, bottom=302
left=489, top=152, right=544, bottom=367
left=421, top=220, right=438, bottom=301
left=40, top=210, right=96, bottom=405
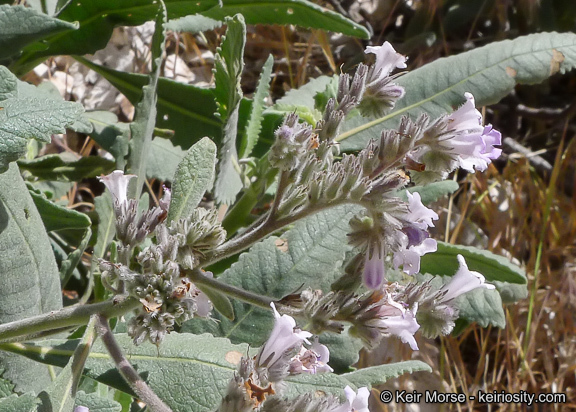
left=0, top=1, right=575, bottom=411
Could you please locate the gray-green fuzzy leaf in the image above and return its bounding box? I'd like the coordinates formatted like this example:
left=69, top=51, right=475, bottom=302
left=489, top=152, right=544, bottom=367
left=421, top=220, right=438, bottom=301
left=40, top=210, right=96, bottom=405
left=167, top=137, right=217, bottom=223
left=339, top=32, right=576, bottom=151
left=37, top=318, right=98, bottom=412
left=166, top=14, right=222, bottom=33
left=86, top=111, right=130, bottom=170
left=28, top=190, right=90, bottom=232
left=455, top=286, right=506, bottom=328
left=0, top=393, right=37, bottom=412
left=146, top=137, right=187, bottom=181
left=0, top=97, right=84, bottom=173
left=0, top=163, right=62, bottom=393
left=18, top=154, right=115, bottom=182
left=1, top=333, right=425, bottom=412
left=75, top=391, right=122, bottom=412
left=0, top=5, right=77, bottom=60
left=213, top=14, right=246, bottom=205
left=340, top=361, right=432, bottom=388
left=240, top=54, right=274, bottom=159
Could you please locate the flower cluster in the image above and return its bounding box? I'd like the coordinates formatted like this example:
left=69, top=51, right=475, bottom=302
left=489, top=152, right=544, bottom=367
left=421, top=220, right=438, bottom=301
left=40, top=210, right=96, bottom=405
left=218, top=303, right=370, bottom=412
left=97, top=170, right=227, bottom=345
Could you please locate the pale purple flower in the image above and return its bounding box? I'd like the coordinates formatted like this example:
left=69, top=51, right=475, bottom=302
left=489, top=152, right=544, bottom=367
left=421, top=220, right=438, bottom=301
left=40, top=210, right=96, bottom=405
left=333, top=386, right=371, bottom=412
left=159, top=185, right=171, bottom=212
left=98, top=170, right=136, bottom=205
left=445, top=94, right=502, bottom=172
left=365, top=42, right=407, bottom=80
left=256, top=303, right=312, bottom=370
left=439, top=255, right=495, bottom=302
left=363, top=241, right=386, bottom=290
left=373, top=303, right=420, bottom=351
left=447, top=92, right=483, bottom=133
left=290, top=338, right=333, bottom=374
left=393, top=192, right=438, bottom=275
left=405, top=191, right=439, bottom=230
left=456, top=124, right=503, bottom=172
left=393, top=238, right=437, bottom=275
left=481, top=125, right=503, bottom=159
left=74, top=407, right=89, bottom=412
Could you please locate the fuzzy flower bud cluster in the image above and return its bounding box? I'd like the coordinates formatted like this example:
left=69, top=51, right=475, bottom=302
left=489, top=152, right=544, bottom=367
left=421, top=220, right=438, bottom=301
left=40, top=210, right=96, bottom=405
left=97, top=170, right=227, bottom=345
left=98, top=171, right=168, bottom=252
left=263, top=41, right=503, bottom=362
left=218, top=303, right=370, bottom=412
left=358, top=41, right=407, bottom=117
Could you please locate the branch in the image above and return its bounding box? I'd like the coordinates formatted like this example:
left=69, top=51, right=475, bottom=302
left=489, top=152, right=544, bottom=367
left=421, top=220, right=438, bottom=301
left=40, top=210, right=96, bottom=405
left=0, top=296, right=140, bottom=343
left=95, top=315, right=173, bottom=412
left=202, top=198, right=361, bottom=267
left=188, top=269, right=274, bottom=309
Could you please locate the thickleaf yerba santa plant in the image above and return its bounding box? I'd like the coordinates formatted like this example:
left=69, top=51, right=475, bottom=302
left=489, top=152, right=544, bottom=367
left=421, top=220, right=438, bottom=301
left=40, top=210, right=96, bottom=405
left=11, top=4, right=574, bottom=409
left=81, top=40, right=515, bottom=411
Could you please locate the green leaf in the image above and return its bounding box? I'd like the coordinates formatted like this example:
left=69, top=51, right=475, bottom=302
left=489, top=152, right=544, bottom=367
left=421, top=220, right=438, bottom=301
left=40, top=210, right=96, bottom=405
left=0, top=368, right=15, bottom=397
left=183, top=205, right=364, bottom=368
left=75, top=391, right=122, bottom=412
left=0, top=163, right=62, bottom=393
left=201, top=0, right=369, bottom=39
left=145, top=137, right=187, bottom=181
left=74, top=57, right=223, bottom=150
left=340, top=361, right=432, bottom=387
left=28, top=189, right=91, bottom=232
left=213, top=14, right=246, bottom=205
left=0, top=74, right=84, bottom=172
left=0, top=67, right=17, bottom=102
left=0, top=5, right=77, bottom=61
left=18, top=154, right=115, bottom=182
left=37, top=318, right=98, bottom=412
left=456, top=286, right=506, bottom=329
left=11, top=0, right=219, bottom=73
left=128, top=1, right=166, bottom=200
left=239, top=54, right=274, bottom=159
left=420, top=241, right=527, bottom=285
left=59, top=228, right=92, bottom=287
left=91, top=192, right=115, bottom=300
left=339, top=32, right=576, bottom=151
left=1, top=333, right=423, bottom=412
left=491, top=280, right=528, bottom=304
left=406, top=180, right=459, bottom=204
left=0, top=393, right=37, bottom=412
left=272, top=75, right=332, bottom=114
left=86, top=111, right=130, bottom=170
left=166, top=14, right=222, bottom=33
left=167, top=137, right=217, bottom=223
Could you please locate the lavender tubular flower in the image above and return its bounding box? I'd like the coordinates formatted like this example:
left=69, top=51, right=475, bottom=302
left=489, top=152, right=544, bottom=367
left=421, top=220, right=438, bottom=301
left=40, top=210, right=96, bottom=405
left=359, top=42, right=407, bottom=117
left=289, top=338, right=333, bottom=375
left=365, top=42, right=407, bottom=80
left=333, top=386, right=371, bottom=412
left=411, top=92, right=503, bottom=175
left=98, top=169, right=136, bottom=206
left=439, top=255, right=495, bottom=302
left=255, top=303, right=312, bottom=382
left=363, top=241, right=386, bottom=290
left=393, top=192, right=439, bottom=275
